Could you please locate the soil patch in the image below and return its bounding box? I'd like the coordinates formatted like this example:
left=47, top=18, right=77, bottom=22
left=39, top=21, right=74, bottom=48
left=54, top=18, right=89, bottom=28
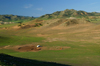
left=16, top=46, right=41, bottom=52
left=1, top=44, right=70, bottom=52
left=49, top=46, right=70, bottom=50
left=1, top=44, right=41, bottom=52
left=37, top=34, right=48, bottom=37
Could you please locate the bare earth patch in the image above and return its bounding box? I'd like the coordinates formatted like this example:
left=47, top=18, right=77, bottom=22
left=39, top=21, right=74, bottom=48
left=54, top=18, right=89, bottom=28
left=1, top=44, right=70, bottom=52
left=37, top=34, right=48, bottom=37
left=49, top=46, right=70, bottom=50
left=1, top=44, right=41, bottom=52
left=12, top=26, right=20, bottom=29
left=16, top=46, right=41, bottom=52
left=43, top=38, right=66, bottom=42
left=3, top=45, right=11, bottom=49
left=93, top=37, right=100, bottom=39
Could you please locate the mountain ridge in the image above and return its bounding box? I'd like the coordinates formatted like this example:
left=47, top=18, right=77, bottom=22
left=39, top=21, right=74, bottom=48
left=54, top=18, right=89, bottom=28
left=0, top=14, right=34, bottom=22
left=39, top=9, right=100, bottom=19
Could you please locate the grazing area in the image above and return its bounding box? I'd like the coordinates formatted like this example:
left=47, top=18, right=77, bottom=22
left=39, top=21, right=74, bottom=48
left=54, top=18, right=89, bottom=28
left=1, top=9, right=100, bottom=66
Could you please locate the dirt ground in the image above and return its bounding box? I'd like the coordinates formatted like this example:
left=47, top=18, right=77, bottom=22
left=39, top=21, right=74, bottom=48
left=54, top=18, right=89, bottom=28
left=1, top=44, right=41, bottom=52
left=16, top=45, right=41, bottom=52
left=0, top=44, right=70, bottom=52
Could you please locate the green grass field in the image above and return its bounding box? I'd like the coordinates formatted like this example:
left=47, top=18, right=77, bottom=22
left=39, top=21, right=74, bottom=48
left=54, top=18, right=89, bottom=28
left=1, top=41, right=100, bottom=66
left=0, top=19, right=100, bottom=66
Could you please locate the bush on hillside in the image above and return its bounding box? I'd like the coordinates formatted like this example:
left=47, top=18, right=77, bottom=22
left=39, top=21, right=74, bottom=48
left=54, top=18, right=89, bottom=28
left=20, top=23, right=43, bottom=29
left=66, top=19, right=79, bottom=25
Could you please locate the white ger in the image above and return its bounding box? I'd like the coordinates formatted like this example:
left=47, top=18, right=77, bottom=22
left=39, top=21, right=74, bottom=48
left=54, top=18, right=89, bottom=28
left=37, top=45, right=40, bottom=47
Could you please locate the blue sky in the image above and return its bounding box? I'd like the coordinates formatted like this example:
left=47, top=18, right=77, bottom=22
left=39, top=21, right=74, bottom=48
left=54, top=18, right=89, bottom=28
left=0, top=0, right=100, bottom=17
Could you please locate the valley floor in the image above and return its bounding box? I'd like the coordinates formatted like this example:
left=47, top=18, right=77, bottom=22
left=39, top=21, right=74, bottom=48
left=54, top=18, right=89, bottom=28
left=0, top=19, right=100, bottom=66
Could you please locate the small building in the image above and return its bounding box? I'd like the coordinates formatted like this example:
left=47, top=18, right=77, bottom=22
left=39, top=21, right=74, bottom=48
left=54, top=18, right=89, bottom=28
left=37, top=45, right=40, bottom=47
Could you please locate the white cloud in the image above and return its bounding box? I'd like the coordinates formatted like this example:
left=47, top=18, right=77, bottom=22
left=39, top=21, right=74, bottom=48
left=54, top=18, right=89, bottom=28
left=36, top=8, right=43, bottom=11
left=24, top=4, right=33, bottom=8
left=95, top=11, right=100, bottom=13
left=90, top=2, right=97, bottom=5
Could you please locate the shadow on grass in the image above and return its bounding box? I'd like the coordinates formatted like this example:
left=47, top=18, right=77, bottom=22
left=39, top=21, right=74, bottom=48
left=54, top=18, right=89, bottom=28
left=0, top=53, right=71, bottom=66
left=0, top=36, right=10, bottom=39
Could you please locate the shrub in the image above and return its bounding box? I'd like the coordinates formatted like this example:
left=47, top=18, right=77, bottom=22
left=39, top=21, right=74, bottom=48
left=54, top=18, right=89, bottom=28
left=18, top=25, right=21, bottom=26
left=66, top=19, right=79, bottom=25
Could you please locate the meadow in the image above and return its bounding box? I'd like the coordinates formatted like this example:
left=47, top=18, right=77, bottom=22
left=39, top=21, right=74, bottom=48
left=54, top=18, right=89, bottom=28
left=0, top=18, right=100, bottom=66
